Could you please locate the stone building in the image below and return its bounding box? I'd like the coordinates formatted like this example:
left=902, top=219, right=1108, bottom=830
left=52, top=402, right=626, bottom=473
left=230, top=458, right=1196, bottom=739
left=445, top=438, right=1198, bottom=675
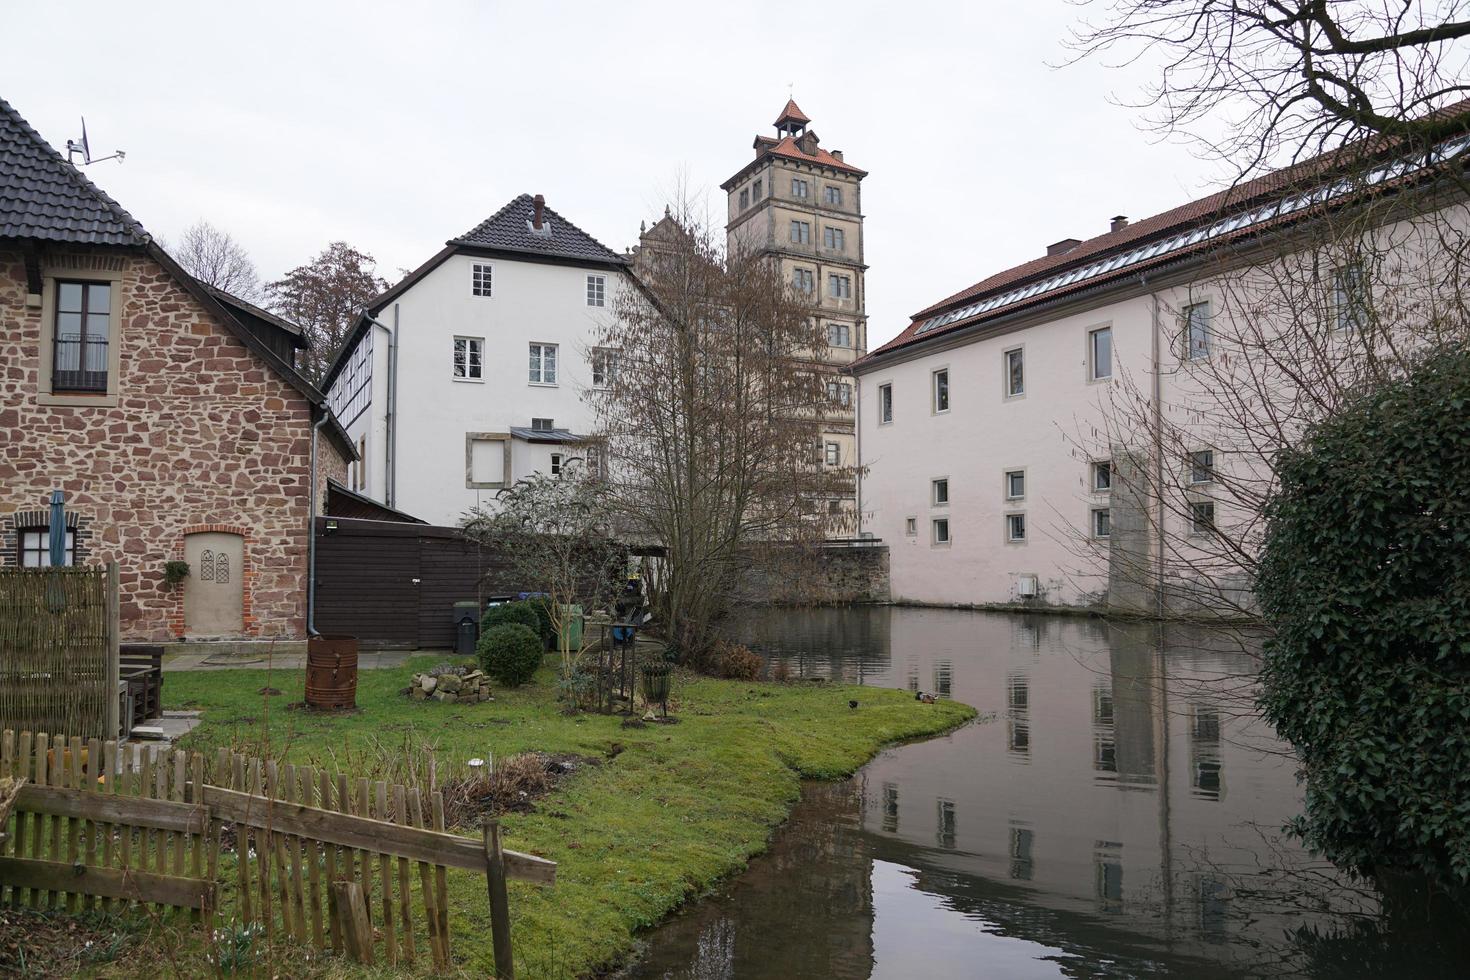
left=0, top=97, right=355, bottom=642
left=721, top=100, right=868, bottom=513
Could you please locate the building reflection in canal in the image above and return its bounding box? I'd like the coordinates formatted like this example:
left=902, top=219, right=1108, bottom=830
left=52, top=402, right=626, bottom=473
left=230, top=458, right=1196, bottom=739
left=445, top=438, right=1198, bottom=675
left=631, top=607, right=1414, bottom=979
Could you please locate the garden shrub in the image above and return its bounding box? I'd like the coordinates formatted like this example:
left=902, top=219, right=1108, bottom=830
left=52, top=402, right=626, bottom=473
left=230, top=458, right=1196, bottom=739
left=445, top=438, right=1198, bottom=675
left=477, top=623, right=544, bottom=687
left=1257, top=347, right=1470, bottom=898
left=481, top=601, right=542, bottom=637
left=526, top=596, right=556, bottom=644
left=711, top=640, right=764, bottom=680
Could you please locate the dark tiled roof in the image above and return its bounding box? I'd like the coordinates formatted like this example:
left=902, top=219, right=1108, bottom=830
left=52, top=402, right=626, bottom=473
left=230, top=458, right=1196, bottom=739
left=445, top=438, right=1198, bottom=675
left=508, top=426, right=587, bottom=443
left=0, top=98, right=148, bottom=246
left=451, top=194, right=623, bottom=266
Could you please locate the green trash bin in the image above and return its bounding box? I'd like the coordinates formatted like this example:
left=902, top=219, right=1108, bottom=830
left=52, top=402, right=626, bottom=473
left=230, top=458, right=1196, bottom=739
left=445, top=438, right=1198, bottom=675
left=556, top=604, right=583, bottom=650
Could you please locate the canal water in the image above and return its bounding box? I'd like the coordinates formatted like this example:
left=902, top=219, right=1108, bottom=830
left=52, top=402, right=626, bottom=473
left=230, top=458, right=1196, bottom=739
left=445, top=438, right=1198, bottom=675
left=630, top=607, right=1464, bottom=979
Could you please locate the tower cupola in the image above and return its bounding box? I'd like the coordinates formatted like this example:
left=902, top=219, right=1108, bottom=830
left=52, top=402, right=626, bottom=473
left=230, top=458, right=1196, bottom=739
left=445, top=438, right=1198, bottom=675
left=774, top=98, right=811, bottom=137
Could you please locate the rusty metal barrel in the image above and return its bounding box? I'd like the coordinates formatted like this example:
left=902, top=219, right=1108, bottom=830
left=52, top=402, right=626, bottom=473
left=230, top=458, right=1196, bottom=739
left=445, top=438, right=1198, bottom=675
left=305, top=635, right=359, bottom=710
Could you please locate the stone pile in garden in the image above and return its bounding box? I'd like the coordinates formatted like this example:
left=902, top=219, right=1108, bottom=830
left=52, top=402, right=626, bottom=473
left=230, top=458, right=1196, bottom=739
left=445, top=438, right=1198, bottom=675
left=409, top=668, right=493, bottom=704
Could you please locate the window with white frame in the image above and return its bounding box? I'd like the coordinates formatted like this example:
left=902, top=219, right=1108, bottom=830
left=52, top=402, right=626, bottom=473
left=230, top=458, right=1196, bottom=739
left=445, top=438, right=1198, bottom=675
left=19, top=528, right=74, bottom=567
left=932, top=369, right=950, bottom=413
left=1092, top=460, right=1112, bottom=492
left=1092, top=507, right=1111, bottom=539
left=793, top=268, right=814, bottom=294
left=828, top=274, right=852, bottom=299
left=932, top=478, right=949, bottom=506
left=550, top=453, right=563, bottom=476
left=1006, top=512, right=1027, bottom=543
left=1184, top=301, right=1211, bottom=359
left=1189, top=449, right=1215, bottom=484
left=1005, top=347, right=1024, bottom=397
left=586, top=274, right=606, bottom=307
left=1190, top=500, right=1216, bottom=534
left=905, top=516, right=918, bottom=536
left=824, top=442, right=840, bottom=466
left=932, top=517, right=951, bottom=545
left=792, top=177, right=809, bottom=198
left=827, top=322, right=851, bottom=347
left=878, top=382, right=893, bottom=424
left=1089, top=326, right=1113, bottom=380
left=1333, top=262, right=1368, bottom=331
left=472, top=263, right=493, bottom=297
left=528, top=343, right=558, bottom=384
left=531, top=417, right=555, bottom=431
left=592, top=348, right=619, bottom=388
left=824, top=185, right=842, bottom=206
left=1005, top=470, right=1025, bottom=500
left=453, top=336, right=484, bottom=380
left=824, top=227, right=845, bottom=250
left=790, top=220, right=811, bottom=245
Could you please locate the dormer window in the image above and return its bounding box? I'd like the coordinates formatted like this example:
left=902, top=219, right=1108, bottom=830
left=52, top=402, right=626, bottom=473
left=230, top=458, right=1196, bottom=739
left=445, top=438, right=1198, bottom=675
left=531, top=417, right=554, bottom=432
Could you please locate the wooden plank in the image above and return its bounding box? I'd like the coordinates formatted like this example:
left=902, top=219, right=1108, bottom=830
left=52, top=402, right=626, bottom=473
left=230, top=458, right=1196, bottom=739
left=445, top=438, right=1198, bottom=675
left=410, top=788, right=447, bottom=969
left=172, top=751, right=186, bottom=900
left=484, top=821, right=515, bottom=980
left=332, top=879, right=375, bottom=965
left=13, top=785, right=209, bottom=833
left=1, top=731, right=13, bottom=906
left=377, top=781, right=396, bottom=966
left=303, top=768, right=325, bottom=950
left=323, top=770, right=341, bottom=954
left=101, top=739, right=116, bottom=913
left=199, top=786, right=556, bottom=883
left=12, top=731, right=29, bottom=908
left=431, top=791, right=450, bottom=965
left=230, top=753, right=251, bottom=927
left=252, top=760, right=271, bottom=940
left=266, top=762, right=293, bottom=941
left=283, top=764, right=306, bottom=942
left=83, top=737, right=100, bottom=912
left=65, top=736, right=81, bottom=912
left=46, top=733, right=63, bottom=909
left=30, top=732, right=47, bottom=908
left=0, top=856, right=212, bottom=910
left=355, top=777, right=372, bottom=931
left=117, top=746, right=135, bottom=906
left=106, top=563, right=120, bottom=740
left=137, top=744, right=153, bottom=896
left=395, top=784, right=414, bottom=963
left=153, top=749, right=167, bottom=911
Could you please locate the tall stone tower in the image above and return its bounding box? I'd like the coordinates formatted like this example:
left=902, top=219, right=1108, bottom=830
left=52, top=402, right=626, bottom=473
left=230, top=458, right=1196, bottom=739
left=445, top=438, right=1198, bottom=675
left=721, top=99, right=868, bottom=514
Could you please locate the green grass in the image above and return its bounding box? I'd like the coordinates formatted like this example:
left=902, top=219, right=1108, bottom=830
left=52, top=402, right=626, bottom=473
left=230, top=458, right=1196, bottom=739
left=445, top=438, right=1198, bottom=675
left=163, top=656, right=976, bottom=978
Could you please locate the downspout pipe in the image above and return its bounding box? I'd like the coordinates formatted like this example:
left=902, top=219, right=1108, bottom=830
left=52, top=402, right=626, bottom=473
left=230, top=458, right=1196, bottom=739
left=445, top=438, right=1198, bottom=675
left=361, top=306, right=400, bottom=508
left=307, top=412, right=330, bottom=637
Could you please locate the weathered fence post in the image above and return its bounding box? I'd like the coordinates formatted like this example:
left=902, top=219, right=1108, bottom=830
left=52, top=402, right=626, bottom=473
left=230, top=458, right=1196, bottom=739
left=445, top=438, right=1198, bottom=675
left=105, top=562, right=120, bottom=740
left=331, top=880, right=375, bottom=965
left=483, top=820, right=514, bottom=979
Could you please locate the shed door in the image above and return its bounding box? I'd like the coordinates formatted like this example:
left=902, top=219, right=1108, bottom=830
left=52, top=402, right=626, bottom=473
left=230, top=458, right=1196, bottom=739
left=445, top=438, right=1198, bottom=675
left=184, top=531, right=245, bottom=636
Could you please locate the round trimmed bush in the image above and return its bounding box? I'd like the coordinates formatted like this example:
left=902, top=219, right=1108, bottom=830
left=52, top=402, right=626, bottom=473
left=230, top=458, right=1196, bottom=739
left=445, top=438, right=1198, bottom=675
left=477, top=623, right=543, bottom=687
left=1258, top=347, right=1470, bottom=897
left=527, top=597, right=555, bottom=644
left=481, top=601, right=541, bottom=637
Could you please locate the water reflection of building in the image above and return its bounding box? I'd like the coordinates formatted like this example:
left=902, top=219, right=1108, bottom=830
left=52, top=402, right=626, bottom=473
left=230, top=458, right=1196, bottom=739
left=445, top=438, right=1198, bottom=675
left=796, top=608, right=1357, bottom=973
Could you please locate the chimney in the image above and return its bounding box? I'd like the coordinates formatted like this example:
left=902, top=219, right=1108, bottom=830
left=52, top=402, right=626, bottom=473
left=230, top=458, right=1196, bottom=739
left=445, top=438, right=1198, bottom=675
left=831, top=149, right=844, bottom=162
left=1047, top=238, right=1082, bottom=256
left=1110, top=214, right=1129, bottom=233
left=532, top=194, right=546, bottom=230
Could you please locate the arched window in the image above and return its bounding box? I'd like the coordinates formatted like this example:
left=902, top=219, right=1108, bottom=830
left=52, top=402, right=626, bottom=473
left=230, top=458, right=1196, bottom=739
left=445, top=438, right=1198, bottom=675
left=215, top=553, right=230, bottom=585
left=200, top=549, right=215, bottom=582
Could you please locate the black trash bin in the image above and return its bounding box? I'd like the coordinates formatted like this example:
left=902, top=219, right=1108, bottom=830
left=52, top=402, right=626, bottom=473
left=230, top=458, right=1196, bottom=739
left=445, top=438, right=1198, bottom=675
left=453, top=601, right=481, bottom=655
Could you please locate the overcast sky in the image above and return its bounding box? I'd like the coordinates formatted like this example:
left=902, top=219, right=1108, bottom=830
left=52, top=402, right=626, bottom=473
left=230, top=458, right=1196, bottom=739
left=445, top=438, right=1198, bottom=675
left=4, top=0, right=1228, bottom=347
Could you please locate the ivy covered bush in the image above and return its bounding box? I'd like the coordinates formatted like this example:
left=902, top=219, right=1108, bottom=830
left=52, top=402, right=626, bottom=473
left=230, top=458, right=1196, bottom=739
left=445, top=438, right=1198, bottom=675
left=477, top=623, right=544, bottom=688
left=1257, top=348, right=1470, bottom=898
left=481, top=601, right=543, bottom=639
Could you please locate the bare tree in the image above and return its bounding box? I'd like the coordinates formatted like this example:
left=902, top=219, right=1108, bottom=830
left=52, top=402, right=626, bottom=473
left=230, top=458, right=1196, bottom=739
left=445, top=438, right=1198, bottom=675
left=1069, top=1, right=1470, bottom=176
left=591, top=202, right=854, bottom=660
left=167, top=219, right=262, bottom=301
left=268, top=242, right=388, bottom=382
left=461, top=460, right=626, bottom=688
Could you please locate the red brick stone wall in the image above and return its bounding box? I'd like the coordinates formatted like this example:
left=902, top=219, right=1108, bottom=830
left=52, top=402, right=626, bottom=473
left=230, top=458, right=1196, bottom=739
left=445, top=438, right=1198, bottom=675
left=0, top=246, right=346, bottom=641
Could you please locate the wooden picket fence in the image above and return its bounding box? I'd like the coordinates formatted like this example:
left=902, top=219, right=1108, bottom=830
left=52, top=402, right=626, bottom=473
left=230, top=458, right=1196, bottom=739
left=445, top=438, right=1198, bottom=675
left=0, top=730, right=556, bottom=973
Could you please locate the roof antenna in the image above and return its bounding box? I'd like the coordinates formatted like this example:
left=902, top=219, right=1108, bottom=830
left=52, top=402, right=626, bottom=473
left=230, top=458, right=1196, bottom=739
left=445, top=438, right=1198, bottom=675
left=66, top=117, right=126, bottom=167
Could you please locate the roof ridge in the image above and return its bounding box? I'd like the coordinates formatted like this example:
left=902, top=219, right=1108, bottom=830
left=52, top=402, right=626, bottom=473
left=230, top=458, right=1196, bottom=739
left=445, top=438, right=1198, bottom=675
left=448, top=192, right=623, bottom=264
left=0, top=97, right=149, bottom=243
left=454, top=192, right=533, bottom=244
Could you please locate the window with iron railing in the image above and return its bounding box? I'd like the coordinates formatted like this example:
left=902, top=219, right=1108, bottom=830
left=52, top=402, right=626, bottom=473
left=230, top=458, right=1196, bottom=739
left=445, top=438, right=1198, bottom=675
left=53, top=280, right=111, bottom=392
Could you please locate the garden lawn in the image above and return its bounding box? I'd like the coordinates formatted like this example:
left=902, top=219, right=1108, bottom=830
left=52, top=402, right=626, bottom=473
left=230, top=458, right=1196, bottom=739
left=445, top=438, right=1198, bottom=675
left=163, top=655, right=974, bottom=978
